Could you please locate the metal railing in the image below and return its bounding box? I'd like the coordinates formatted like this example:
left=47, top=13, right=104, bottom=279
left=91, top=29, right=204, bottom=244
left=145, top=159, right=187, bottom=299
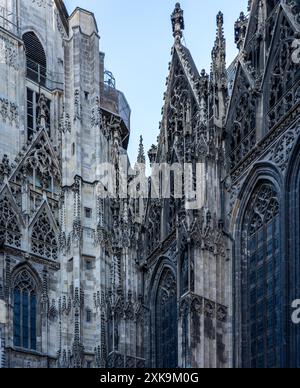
left=26, top=58, right=64, bottom=91
left=101, top=82, right=131, bottom=131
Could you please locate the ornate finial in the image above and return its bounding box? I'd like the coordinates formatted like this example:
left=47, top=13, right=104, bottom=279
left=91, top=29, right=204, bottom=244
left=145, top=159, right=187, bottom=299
left=211, top=11, right=226, bottom=87
left=148, top=144, right=158, bottom=167
left=171, top=3, right=185, bottom=41
left=215, top=11, right=225, bottom=51
left=217, top=11, right=224, bottom=28
left=137, top=136, right=146, bottom=164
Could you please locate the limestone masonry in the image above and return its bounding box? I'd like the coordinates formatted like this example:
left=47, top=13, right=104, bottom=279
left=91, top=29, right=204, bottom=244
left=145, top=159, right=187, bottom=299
left=0, top=0, right=300, bottom=368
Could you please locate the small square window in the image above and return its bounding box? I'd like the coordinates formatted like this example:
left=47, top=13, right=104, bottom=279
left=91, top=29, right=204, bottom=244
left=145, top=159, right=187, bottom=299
left=86, top=361, right=92, bottom=369
left=85, top=208, right=92, bottom=219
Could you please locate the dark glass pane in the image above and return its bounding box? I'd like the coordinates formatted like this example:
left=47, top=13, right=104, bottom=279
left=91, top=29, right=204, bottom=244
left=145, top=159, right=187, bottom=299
left=156, top=270, right=178, bottom=368
left=267, top=241, right=273, bottom=257
left=258, top=229, right=264, bottom=248
left=13, top=289, right=21, bottom=347
left=251, top=341, right=256, bottom=357
left=257, top=248, right=264, bottom=264
left=250, top=271, right=256, bottom=284
left=22, top=291, right=29, bottom=349
left=267, top=352, right=275, bottom=368
left=243, top=185, right=281, bottom=368
left=267, top=222, right=273, bottom=238
left=27, top=104, right=33, bottom=116
left=249, top=236, right=256, bottom=251
left=30, top=294, right=37, bottom=350
left=27, top=115, right=34, bottom=130
left=257, top=356, right=264, bottom=369
left=27, top=88, right=33, bottom=101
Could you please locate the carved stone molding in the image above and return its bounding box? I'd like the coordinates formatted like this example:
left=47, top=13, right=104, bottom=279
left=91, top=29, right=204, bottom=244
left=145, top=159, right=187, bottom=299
left=31, top=0, right=52, bottom=8
left=0, top=34, right=18, bottom=70
left=271, top=125, right=300, bottom=172
left=0, top=98, right=19, bottom=125
left=230, top=103, right=300, bottom=183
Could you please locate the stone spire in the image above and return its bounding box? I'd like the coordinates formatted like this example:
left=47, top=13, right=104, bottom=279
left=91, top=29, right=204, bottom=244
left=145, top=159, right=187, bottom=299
left=171, top=3, right=185, bottom=42
left=211, top=11, right=227, bottom=88
left=211, top=12, right=228, bottom=128
left=137, top=136, right=146, bottom=164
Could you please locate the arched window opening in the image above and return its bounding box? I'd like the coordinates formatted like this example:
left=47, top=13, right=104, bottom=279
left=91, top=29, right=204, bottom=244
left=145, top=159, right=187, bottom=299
left=241, top=183, right=282, bottom=368
left=13, top=269, right=37, bottom=351
left=156, top=268, right=178, bottom=368
left=23, top=32, right=47, bottom=86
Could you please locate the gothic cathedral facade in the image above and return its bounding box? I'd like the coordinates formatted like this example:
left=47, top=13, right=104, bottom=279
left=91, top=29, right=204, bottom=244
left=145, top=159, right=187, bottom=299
left=0, top=0, right=299, bottom=369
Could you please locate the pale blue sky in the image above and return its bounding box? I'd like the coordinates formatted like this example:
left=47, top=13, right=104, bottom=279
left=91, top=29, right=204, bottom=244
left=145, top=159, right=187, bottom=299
left=64, top=0, right=248, bottom=163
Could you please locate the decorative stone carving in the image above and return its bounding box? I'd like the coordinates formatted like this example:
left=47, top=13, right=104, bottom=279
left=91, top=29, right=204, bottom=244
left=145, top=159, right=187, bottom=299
left=59, top=109, right=71, bottom=134
left=31, top=0, right=52, bottom=8
left=0, top=98, right=19, bottom=125
left=0, top=34, right=18, bottom=69
left=0, top=155, right=12, bottom=180
left=204, top=299, right=216, bottom=318
left=0, top=195, right=21, bottom=248
left=272, top=126, right=300, bottom=172
left=74, top=89, right=82, bottom=122
left=216, top=304, right=228, bottom=323
left=23, top=132, right=61, bottom=190
left=55, top=11, right=66, bottom=39
left=91, top=97, right=101, bottom=127
left=31, top=209, right=58, bottom=260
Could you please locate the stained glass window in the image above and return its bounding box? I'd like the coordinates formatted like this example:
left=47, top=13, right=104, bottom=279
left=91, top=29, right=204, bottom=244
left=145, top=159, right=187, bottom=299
left=13, top=270, right=37, bottom=351
left=242, top=183, right=281, bottom=368
left=156, top=268, right=178, bottom=368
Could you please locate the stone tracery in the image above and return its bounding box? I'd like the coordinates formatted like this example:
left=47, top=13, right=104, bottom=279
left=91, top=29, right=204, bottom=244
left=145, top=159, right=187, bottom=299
left=31, top=209, right=58, bottom=260
left=0, top=194, right=21, bottom=248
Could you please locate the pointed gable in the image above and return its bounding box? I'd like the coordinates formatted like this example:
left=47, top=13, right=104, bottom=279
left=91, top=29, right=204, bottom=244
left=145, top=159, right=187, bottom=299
left=10, top=129, right=61, bottom=193
left=0, top=184, right=24, bottom=248
left=226, top=63, right=257, bottom=169
left=262, top=6, right=300, bottom=131
left=29, top=200, right=58, bottom=261
left=226, top=0, right=300, bottom=171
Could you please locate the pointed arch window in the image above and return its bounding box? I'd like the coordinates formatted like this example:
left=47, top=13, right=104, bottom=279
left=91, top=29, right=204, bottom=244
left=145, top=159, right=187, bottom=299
left=23, top=32, right=47, bottom=86
left=0, top=195, right=21, bottom=248
left=31, top=209, right=58, bottom=260
left=156, top=268, right=178, bottom=368
left=13, top=269, right=37, bottom=351
left=241, top=183, right=282, bottom=368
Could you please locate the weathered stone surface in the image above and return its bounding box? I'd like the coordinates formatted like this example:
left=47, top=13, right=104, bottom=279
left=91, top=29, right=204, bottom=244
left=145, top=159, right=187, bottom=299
left=0, top=0, right=299, bottom=369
